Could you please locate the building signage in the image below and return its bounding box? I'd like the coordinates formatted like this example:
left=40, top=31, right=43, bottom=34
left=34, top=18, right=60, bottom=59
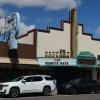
left=45, top=50, right=70, bottom=58
left=37, top=58, right=77, bottom=66
left=77, top=58, right=96, bottom=65
left=77, top=51, right=96, bottom=67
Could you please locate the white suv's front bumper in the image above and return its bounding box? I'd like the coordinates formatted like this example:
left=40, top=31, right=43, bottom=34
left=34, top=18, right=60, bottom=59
left=0, top=87, right=10, bottom=95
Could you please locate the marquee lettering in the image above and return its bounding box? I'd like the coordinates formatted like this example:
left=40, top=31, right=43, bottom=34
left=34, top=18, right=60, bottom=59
left=45, top=50, right=69, bottom=58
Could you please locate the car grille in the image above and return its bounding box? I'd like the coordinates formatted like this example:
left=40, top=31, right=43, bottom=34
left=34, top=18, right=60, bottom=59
left=0, top=85, right=3, bottom=90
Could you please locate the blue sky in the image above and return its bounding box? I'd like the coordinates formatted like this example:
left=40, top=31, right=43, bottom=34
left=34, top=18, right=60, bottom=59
left=0, top=0, right=100, bottom=38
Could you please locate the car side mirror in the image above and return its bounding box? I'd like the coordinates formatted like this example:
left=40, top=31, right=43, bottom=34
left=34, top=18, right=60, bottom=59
left=21, top=80, right=26, bottom=84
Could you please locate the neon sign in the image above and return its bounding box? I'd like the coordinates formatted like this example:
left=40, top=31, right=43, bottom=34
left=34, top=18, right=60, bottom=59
left=0, top=12, right=20, bottom=49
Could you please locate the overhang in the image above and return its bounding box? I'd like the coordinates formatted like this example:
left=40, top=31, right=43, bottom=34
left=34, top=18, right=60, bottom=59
left=0, top=57, right=38, bottom=65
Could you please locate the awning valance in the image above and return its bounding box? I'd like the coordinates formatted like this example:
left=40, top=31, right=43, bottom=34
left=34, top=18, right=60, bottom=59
left=0, top=57, right=38, bottom=65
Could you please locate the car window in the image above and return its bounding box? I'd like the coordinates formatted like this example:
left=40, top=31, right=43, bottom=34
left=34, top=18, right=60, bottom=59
left=80, top=79, right=87, bottom=84
left=32, top=77, right=43, bottom=82
left=87, top=79, right=96, bottom=83
left=24, top=77, right=32, bottom=82
left=67, top=80, right=74, bottom=85
left=12, top=76, right=24, bottom=82
left=73, top=79, right=80, bottom=84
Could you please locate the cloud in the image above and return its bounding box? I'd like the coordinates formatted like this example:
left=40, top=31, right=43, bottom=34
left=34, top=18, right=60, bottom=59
left=0, top=18, right=5, bottom=34
left=0, top=8, right=7, bottom=34
left=19, top=22, right=35, bottom=36
left=0, top=8, right=6, bottom=16
left=95, top=26, right=100, bottom=34
left=0, top=18, right=35, bottom=36
left=0, top=0, right=81, bottom=10
left=21, top=15, right=27, bottom=21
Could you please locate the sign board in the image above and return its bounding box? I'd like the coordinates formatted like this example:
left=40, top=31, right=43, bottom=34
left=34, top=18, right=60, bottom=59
left=77, top=51, right=96, bottom=68
left=37, top=58, right=77, bottom=66
left=6, top=12, right=20, bottom=38
left=77, top=58, right=96, bottom=65
left=0, top=12, right=20, bottom=43
left=6, top=13, right=20, bottom=49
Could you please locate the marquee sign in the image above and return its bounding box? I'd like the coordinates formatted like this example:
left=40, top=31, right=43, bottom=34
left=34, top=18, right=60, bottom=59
left=76, top=51, right=96, bottom=68
left=0, top=12, right=20, bottom=49
left=37, top=58, right=77, bottom=66
left=6, top=13, right=20, bottom=38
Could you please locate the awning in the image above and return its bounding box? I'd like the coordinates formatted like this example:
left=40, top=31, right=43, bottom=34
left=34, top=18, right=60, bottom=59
left=0, top=57, right=11, bottom=64
left=0, top=57, right=38, bottom=65
left=18, top=58, right=38, bottom=65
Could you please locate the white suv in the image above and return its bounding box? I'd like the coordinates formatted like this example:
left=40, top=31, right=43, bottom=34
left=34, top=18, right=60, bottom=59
left=0, top=75, right=56, bottom=97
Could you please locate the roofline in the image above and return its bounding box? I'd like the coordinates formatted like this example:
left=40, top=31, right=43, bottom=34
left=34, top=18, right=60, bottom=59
left=37, top=20, right=71, bottom=33
left=18, top=20, right=100, bottom=41
left=17, top=29, right=36, bottom=39
left=79, top=24, right=100, bottom=41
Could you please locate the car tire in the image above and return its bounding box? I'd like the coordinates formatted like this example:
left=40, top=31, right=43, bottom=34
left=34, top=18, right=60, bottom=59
left=9, top=87, right=19, bottom=98
left=43, top=87, right=51, bottom=96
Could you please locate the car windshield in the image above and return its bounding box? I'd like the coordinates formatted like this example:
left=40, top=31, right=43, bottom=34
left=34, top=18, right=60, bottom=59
left=67, top=80, right=74, bottom=85
left=11, top=76, right=24, bottom=82
left=67, top=79, right=80, bottom=85
left=72, top=79, right=80, bottom=84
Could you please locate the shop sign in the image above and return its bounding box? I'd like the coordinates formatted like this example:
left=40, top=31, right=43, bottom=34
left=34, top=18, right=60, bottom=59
left=77, top=58, right=96, bottom=65
left=77, top=51, right=96, bottom=67
left=44, top=50, right=70, bottom=58
left=37, top=58, right=77, bottom=66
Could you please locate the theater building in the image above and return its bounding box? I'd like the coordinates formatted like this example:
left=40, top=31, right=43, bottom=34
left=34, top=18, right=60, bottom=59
left=0, top=9, right=100, bottom=82
left=36, top=9, right=100, bottom=82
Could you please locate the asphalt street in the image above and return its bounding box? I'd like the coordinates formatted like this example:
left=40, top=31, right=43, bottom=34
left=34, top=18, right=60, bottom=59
left=0, top=94, right=100, bottom=100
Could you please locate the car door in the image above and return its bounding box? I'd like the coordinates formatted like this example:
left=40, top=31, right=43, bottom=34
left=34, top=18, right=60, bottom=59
left=21, top=77, right=34, bottom=93
left=77, top=79, right=88, bottom=93
left=87, top=79, right=97, bottom=92
left=82, top=79, right=94, bottom=93
left=31, top=76, right=44, bottom=92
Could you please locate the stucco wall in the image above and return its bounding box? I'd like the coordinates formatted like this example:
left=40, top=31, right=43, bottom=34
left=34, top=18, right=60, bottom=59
left=37, top=22, right=71, bottom=57
left=78, top=25, right=100, bottom=57
left=0, top=31, right=36, bottom=59
left=18, top=32, right=34, bottom=45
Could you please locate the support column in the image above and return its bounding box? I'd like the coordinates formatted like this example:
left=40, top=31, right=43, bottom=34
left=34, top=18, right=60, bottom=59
left=92, top=69, right=97, bottom=80
left=70, top=9, right=78, bottom=57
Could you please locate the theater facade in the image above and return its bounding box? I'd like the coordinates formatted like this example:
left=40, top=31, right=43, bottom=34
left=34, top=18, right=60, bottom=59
left=36, top=9, right=100, bottom=82
left=0, top=9, right=100, bottom=82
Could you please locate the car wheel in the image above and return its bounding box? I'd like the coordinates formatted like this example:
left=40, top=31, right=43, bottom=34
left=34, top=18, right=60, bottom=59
left=9, top=88, right=19, bottom=98
left=43, top=87, right=51, bottom=96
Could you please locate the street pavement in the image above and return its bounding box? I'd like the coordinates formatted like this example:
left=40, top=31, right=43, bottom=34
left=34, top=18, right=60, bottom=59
left=0, top=94, right=100, bottom=100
